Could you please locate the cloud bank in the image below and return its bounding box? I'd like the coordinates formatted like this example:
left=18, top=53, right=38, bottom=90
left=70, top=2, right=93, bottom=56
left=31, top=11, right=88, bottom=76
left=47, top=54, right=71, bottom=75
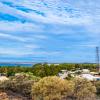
left=0, top=0, right=100, bottom=63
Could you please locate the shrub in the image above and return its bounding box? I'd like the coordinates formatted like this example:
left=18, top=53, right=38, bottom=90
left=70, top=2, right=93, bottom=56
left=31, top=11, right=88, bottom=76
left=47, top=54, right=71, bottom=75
left=0, top=72, right=40, bottom=99
left=72, top=78, right=96, bottom=100
left=94, top=81, right=100, bottom=95
left=32, top=76, right=74, bottom=100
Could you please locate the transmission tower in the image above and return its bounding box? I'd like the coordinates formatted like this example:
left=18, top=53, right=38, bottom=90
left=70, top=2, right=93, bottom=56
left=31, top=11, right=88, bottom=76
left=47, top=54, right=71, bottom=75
left=96, top=47, right=100, bottom=73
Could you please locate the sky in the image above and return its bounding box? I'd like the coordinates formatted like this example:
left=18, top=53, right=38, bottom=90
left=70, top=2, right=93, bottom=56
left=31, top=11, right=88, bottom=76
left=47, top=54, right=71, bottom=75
left=0, top=0, right=100, bottom=63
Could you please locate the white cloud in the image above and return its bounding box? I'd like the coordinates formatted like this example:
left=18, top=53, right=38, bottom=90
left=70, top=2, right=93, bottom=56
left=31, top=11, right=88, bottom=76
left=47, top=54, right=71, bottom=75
left=0, top=47, right=61, bottom=57
left=0, top=1, right=93, bottom=25
left=0, top=0, right=100, bottom=62
left=0, top=0, right=99, bottom=38
left=25, top=44, right=40, bottom=49
left=0, top=21, right=44, bottom=33
left=33, top=35, right=48, bottom=39
left=0, top=32, right=27, bottom=42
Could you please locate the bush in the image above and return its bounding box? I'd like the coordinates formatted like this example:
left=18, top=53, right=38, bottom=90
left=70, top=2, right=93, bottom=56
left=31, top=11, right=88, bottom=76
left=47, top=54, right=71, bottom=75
left=0, top=73, right=97, bottom=100
left=32, top=76, right=74, bottom=100
left=72, top=78, right=96, bottom=100
left=0, top=72, right=40, bottom=99
left=94, top=81, right=100, bottom=95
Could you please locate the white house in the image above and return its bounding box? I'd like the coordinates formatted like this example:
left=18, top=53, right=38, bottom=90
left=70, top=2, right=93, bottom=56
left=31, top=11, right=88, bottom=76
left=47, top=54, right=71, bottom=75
left=82, top=69, right=90, bottom=74
left=81, top=74, right=95, bottom=81
left=0, top=76, right=9, bottom=82
left=58, top=70, right=68, bottom=79
left=81, top=73, right=100, bottom=81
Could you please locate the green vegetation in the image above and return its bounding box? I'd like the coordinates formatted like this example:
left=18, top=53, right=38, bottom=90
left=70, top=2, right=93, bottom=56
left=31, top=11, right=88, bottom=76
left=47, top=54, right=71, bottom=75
left=32, top=63, right=97, bottom=77
left=0, top=66, right=33, bottom=76
left=0, top=63, right=99, bottom=100
left=0, top=75, right=97, bottom=100
left=0, top=63, right=97, bottom=77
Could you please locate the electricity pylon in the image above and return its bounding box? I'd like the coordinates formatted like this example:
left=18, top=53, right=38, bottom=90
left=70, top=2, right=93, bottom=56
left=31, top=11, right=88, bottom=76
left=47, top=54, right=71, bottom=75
left=96, top=47, right=100, bottom=73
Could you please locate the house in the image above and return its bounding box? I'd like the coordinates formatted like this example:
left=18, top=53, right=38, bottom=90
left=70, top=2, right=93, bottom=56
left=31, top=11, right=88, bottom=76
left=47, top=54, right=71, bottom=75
left=0, top=76, right=9, bottom=82
left=80, top=73, right=100, bottom=81
left=82, top=69, right=90, bottom=74
left=80, top=74, right=95, bottom=81
left=58, top=70, right=68, bottom=79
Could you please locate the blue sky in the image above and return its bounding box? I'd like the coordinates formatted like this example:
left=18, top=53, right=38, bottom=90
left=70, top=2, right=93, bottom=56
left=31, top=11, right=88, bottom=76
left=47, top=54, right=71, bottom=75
left=0, top=0, right=100, bottom=63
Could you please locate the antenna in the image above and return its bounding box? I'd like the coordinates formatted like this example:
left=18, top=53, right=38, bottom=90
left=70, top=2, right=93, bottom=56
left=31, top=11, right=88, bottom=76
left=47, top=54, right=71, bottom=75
left=96, top=47, right=100, bottom=73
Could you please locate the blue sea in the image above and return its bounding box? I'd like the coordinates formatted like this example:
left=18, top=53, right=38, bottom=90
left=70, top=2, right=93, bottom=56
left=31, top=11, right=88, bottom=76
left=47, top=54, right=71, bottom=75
left=0, top=63, right=34, bottom=67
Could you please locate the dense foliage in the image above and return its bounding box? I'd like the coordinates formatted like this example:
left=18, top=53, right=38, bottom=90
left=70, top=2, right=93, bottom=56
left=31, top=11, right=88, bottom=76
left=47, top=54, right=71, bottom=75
left=0, top=63, right=97, bottom=77
left=0, top=66, right=33, bottom=76
left=32, top=63, right=97, bottom=77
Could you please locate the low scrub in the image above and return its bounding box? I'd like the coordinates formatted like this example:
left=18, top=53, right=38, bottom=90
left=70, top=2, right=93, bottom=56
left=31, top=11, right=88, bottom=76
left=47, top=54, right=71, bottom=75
left=0, top=74, right=97, bottom=100
left=94, top=81, right=100, bottom=95
left=32, top=77, right=96, bottom=100
left=0, top=72, right=40, bottom=99
left=32, top=76, right=74, bottom=100
left=72, top=78, right=96, bottom=100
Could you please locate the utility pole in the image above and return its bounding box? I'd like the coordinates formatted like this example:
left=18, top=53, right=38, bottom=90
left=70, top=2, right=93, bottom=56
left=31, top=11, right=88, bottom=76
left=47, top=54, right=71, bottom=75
left=96, top=47, right=100, bottom=73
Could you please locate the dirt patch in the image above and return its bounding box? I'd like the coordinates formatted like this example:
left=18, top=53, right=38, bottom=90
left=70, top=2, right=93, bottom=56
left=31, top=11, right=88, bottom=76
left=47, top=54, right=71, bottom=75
left=0, top=91, right=30, bottom=100
left=0, top=91, right=9, bottom=100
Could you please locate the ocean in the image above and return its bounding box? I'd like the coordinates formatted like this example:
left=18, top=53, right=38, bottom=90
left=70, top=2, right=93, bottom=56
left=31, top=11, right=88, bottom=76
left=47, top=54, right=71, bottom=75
left=0, top=63, right=33, bottom=67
